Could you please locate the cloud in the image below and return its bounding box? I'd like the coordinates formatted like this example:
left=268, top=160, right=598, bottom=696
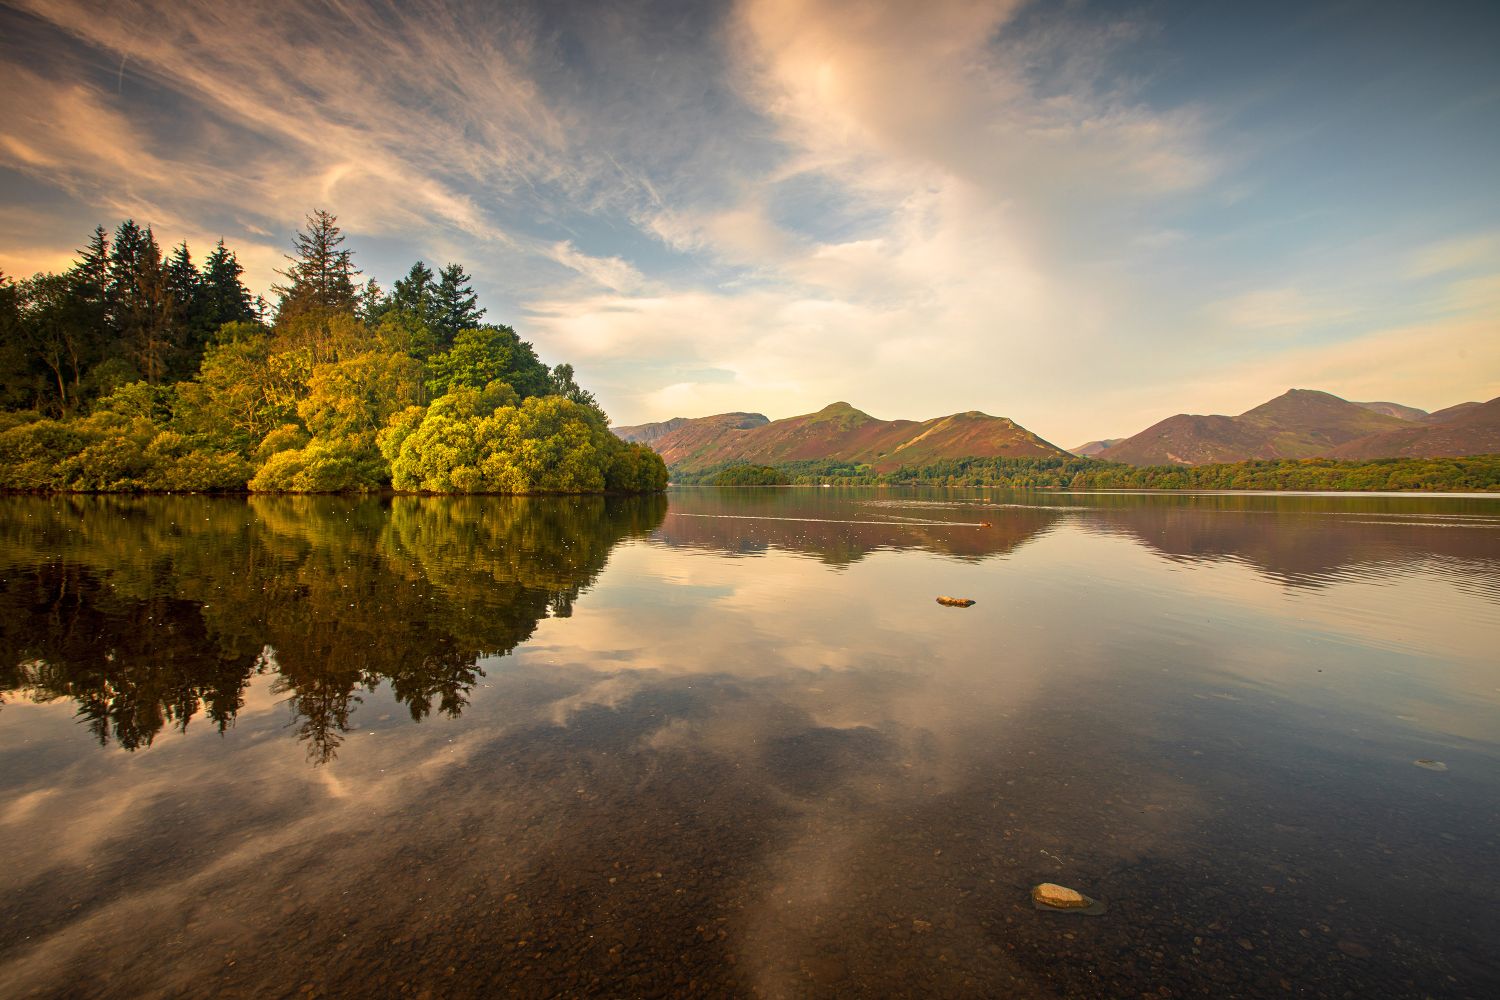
left=514, top=0, right=1217, bottom=438
left=1211, top=286, right=1359, bottom=331
left=3, top=0, right=573, bottom=285
left=545, top=240, right=648, bottom=293
left=1406, top=232, right=1500, bottom=279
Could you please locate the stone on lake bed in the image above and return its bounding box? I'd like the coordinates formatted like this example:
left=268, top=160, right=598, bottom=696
left=1031, top=883, right=1090, bottom=909
left=936, top=596, right=976, bottom=608
left=1413, top=759, right=1448, bottom=771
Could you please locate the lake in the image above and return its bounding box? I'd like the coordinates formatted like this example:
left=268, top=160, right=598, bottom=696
left=1, top=489, right=1497, bottom=998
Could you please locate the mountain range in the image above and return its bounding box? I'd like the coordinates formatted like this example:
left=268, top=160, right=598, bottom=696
left=1093, top=389, right=1497, bottom=466
left=613, top=402, right=1066, bottom=472
left=614, top=389, right=1500, bottom=472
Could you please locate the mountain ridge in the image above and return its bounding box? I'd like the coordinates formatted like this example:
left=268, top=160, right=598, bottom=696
left=1328, top=397, right=1500, bottom=460
left=620, top=401, right=1068, bottom=472
left=612, top=412, right=768, bottom=445
left=1097, top=388, right=1499, bottom=466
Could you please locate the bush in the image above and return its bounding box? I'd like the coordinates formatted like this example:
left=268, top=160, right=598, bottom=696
left=249, top=439, right=386, bottom=493
left=389, top=393, right=666, bottom=494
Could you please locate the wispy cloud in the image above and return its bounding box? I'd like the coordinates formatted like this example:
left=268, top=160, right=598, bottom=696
left=1406, top=232, right=1500, bottom=279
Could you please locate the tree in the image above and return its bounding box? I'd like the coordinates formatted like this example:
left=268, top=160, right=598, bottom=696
left=0, top=270, right=36, bottom=410
left=165, top=242, right=199, bottom=323
left=425, top=326, right=552, bottom=400
left=199, top=240, right=255, bottom=332
left=73, top=227, right=110, bottom=308
left=107, top=219, right=151, bottom=333
left=273, top=209, right=359, bottom=321
left=390, top=261, right=437, bottom=321
left=356, top=278, right=385, bottom=324
left=548, top=363, right=598, bottom=409
left=108, top=222, right=178, bottom=384
left=165, top=242, right=208, bottom=377
left=373, top=262, right=440, bottom=355
left=433, top=263, right=483, bottom=347
left=17, top=273, right=96, bottom=413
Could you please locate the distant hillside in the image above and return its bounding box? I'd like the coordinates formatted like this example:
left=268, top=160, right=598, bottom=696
left=1328, top=396, right=1500, bottom=459
left=1071, top=438, right=1122, bottom=457
left=642, top=401, right=1068, bottom=473
left=613, top=412, right=767, bottom=445
left=1420, top=401, right=1482, bottom=424
left=1354, top=401, right=1428, bottom=421
left=1096, top=389, right=1414, bottom=466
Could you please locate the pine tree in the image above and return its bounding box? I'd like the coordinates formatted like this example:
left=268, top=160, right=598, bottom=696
left=357, top=278, right=386, bottom=324
left=131, top=229, right=176, bottom=384
left=433, top=262, right=484, bottom=347
left=200, top=240, right=255, bottom=330
left=107, top=219, right=150, bottom=332
left=273, top=209, right=359, bottom=320
left=65, top=226, right=112, bottom=386
left=72, top=226, right=110, bottom=307
left=391, top=261, right=437, bottom=323
left=166, top=242, right=200, bottom=325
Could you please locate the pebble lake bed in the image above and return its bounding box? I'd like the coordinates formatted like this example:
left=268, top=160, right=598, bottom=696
left=1, top=487, right=1497, bottom=998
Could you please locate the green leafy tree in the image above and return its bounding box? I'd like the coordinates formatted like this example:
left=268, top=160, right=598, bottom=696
left=388, top=391, right=664, bottom=495
left=426, top=326, right=553, bottom=400
left=298, top=350, right=425, bottom=442
left=548, top=362, right=599, bottom=409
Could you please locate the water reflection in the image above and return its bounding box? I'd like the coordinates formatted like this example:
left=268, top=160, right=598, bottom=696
left=657, top=487, right=1500, bottom=592
left=0, top=494, right=666, bottom=760
left=1, top=489, right=1497, bottom=998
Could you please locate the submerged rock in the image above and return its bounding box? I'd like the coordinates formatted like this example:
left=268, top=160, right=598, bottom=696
left=936, top=596, right=976, bottom=608
left=1413, top=759, right=1448, bottom=771
left=1031, top=883, right=1089, bottom=910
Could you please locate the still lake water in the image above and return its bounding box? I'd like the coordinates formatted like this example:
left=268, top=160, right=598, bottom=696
left=1, top=488, right=1497, bottom=998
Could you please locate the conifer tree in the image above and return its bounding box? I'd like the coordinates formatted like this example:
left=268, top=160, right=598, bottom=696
left=166, top=242, right=200, bottom=324
left=273, top=209, right=359, bottom=320
left=390, top=261, right=437, bottom=323
left=433, top=262, right=484, bottom=347
left=128, top=228, right=176, bottom=384
left=105, top=221, right=179, bottom=382
left=200, top=240, right=256, bottom=330
left=107, top=219, right=151, bottom=332
left=73, top=226, right=110, bottom=307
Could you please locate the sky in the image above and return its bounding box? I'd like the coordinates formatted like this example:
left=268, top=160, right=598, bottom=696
left=1, top=0, right=1497, bottom=446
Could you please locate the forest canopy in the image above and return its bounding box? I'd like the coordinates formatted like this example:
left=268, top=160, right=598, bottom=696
left=0, top=211, right=665, bottom=494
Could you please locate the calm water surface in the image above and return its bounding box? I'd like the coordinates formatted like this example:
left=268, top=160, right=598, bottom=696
left=1, top=488, right=1497, bottom=998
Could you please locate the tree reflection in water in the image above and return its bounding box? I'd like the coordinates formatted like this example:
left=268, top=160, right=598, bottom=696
left=0, top=493, right=667, bottom=762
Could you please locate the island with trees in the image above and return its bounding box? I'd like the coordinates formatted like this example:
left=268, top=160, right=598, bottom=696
left=0, top=211, right=666, bottom=495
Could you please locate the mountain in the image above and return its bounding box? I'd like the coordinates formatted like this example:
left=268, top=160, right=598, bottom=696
left=636, top=401, right=1068, bottom=473
left=1327, top=396, right=1500, bottom=459
left=613, top=412, right=767, bottom=445
left=1420, top=401, right=1483, bottom=424
left=1071, top=438, right=1122, bottom=457
left=1353, top=401, right=1428, bottom=421
left=1095, top=389, right=1414, bottom=466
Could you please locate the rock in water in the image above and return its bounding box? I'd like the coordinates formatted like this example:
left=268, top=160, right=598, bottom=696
left=936, top=596, right=976, bottom=608
left=1413, top=759, right=1448, bottom=771
left=1031, top=883, right=1089, bottom=909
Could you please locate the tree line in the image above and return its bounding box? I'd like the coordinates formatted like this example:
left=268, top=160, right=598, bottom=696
left=672, top=455, right=1500, bottom=492
left=0, top=211, right=666, bottom=494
